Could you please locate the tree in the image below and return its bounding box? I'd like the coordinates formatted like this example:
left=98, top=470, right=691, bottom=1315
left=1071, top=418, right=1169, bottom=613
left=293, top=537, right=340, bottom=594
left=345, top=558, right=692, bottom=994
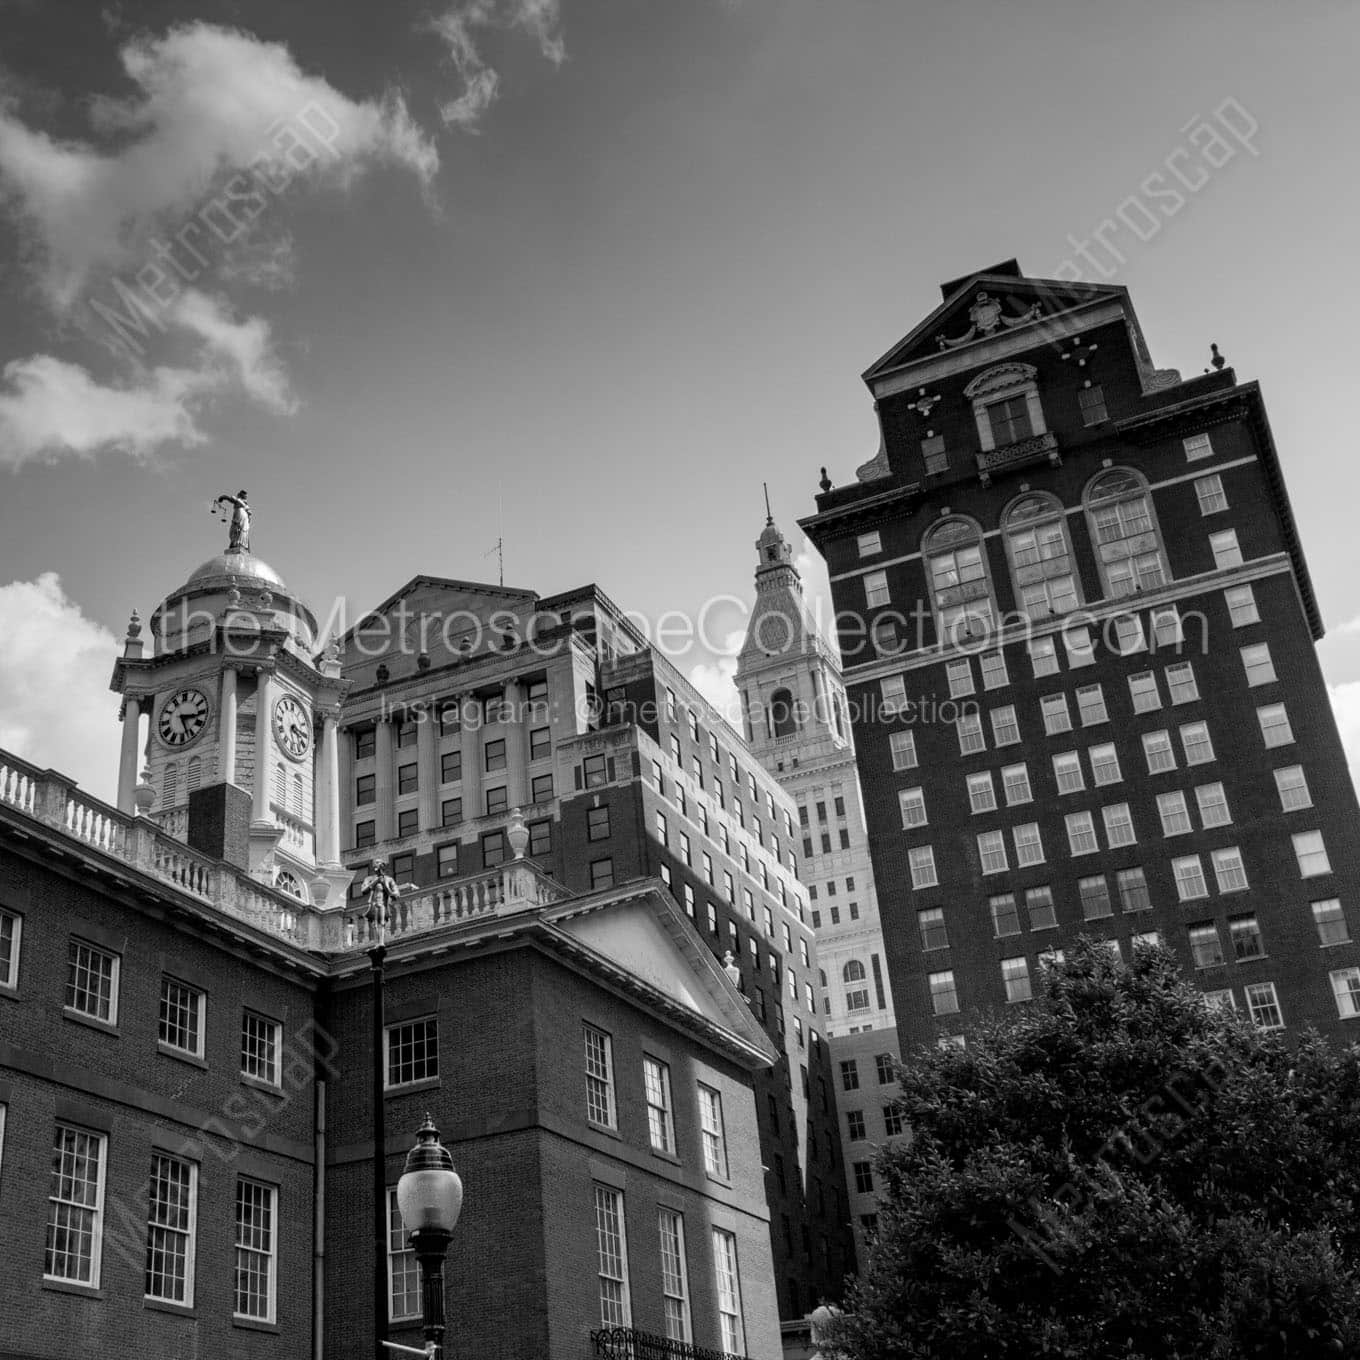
left=840, top=940, right=1360, bottom=1360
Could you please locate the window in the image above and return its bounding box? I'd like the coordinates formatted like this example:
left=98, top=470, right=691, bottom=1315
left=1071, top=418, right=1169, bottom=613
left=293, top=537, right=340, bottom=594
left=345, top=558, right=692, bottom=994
left=1002, top=763, right=1032, bottom=805
left=1196, top=782, right=1231, bottom=828
left=1078, top=383, right=1107, bottom=425
left=355, top=773, right=376, bottom=806
left=922, top=434, right=949, bottom=475
left=241, top=1010, right=281, bottom=1086
left=840, top=1059, right=860, bottom=1091
left=928, top=970, right=959, bottom=1015
left=1203, top=989, right=1235, bottom=1012
left=864, top=571, right=890, bottom=608
left=880, top=675, right=907, bottom=715
left=1027, top=886, right=1058, bottom=930
left=1042, top=693, right=1072, bottom=735
left=594, top=1186, right=632, bottom=1327
left=1181, top=721, right=1215, bottom=765
left=1173, top=855, right=1209, bottom=901
left=1114, top=614, right=1146, bottom=655
left=1080, top=875, right=1112, bottom=920
left=1053, top=750, right=1084, bottom=795
left=1188, top=923, right=1224, bottom=968
left=398, top=763, right=418, bottom=795
left=644, top=1057, right=675, bottom=1155
left=1143, top=730, right=1176, bottom=774
left=844, top=960, right=871, bottom=1013
left=1158, top=792, right=1192, bottom=836
left=991, top=705, right=1020, bottom=746
left=529, top=819, right=551, bottom=858
left=1195, top=473, right=1228, bottom=515
left=385, top=1016, right=438, bottom=1088
left=1090, top=744, right=1121, bottom=787
left=1225, top=584, right=1259, bottom=627
left=1313, top=899, right=1350, bottom=946
left=990, top=893, right=1021, bottom=937
left=1245, top=981, right=1283, bottom=1030
left=769, top=688, right=799, bottom=740
left=890, top=731, right=917, bottom=770
left=1273, top=765, right=1311, bottom=811
left=909, top=846, right=938, bottom=889
left=1077, top=684, right=1108, bottom=726
left=391, top=852, right=414, bottom=881
left=656, top=1210, right=692, bottom=1343
left=1085, top=469, right=1168, bottom=598
left=1065, top=625, right=1096, bottom=667
left=1240, top=643, right=1276, bottom=687
left=946, top=658, right=975, bottom=698
left=1293, top=831, right=1331, bottom=878
left=899, top=787, right=928, bottom=827
left=1066, top=811, right=1098, bottom=855
left=1003, top=493, right=1081, bottom=619
left=713, top=1229, right=745, bottom=1357
left=355, top=727, right=376, bottom=760
left=1117, top=866, right=1152, bottom=912
left=1013, top=822, right=1045, bottom=866
left=977, top=830, right=1008, bottom=875
left=1152, top=606, right=1183, bottom=648
left=1209, top=529, right=1243, bottom=569
left=857, top=530, right=881, bottom=557
left=957, top=711, right=985, bottom=755
left=583, top=752, right=608, bottom=788
left=0, top=907, right=19, bottom=989
left=846, top=1110, right=866, bottom=1141
left=387, top=1189, right=420, bottom=1322
left=1030, top=635, right=1060, bottom=677
left=233, top=1178, right=277, bottom=1322
left=852, top=1160, right=875, bottom=1194
left=875, top=1052, right=896, bottom=1085
left=589, top=856, right=615, bottom=890
left=966, top=772, right=996, bottom=814
left=396, top=720, right=417, bottom=749
left=884, top=1104, right=906, bottom=1137
left=981, top=651, right=1009, bottom=690
left=1184, top=432, right=1213, bottom=461
left=923, top=519, right=995, bottom=639
left=1257, top=703, right=1293, bottom=748
left=355, top=820, right=376, bottom=850
left=698, top=1085, right=728, bottom=1178
left=45, top=1124, right=107, bottom=1285
left=66, top=939, right=119, bottom=1024
left=1229, top=915, right=1263, bottom=961
left=1129, top=672, right=1161, bottom=714
left=917, top=907, right=949, bottom=951
left=398, top=808, right=420, bottom=836
left=145, top=1153, right=197, bottom=1305
left=1002, top=956, right=1032, bottom=1003
left=584, top=1024, right=616, bottom=1128
left=1332, top=969, right=1360, bottom=1020
left=987, top=393, right=1034, bottom=445
left=434, top=842, right=460, bottom=879
left=587, top=805, right=611, bottom=842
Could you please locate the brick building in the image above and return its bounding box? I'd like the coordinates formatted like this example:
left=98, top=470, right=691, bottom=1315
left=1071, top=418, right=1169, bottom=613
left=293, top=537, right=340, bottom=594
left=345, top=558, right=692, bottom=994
left=800, top=260, right=1360, bottom=1050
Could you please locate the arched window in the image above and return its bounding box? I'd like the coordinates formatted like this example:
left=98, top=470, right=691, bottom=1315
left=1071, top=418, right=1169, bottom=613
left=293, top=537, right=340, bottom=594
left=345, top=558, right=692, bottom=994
left=1085, top=469, right=1168, bottom=599
left=274, top=762, right=287, bottom=807
left=186, top=756, right=202, bottom=793
left=843, top=959, right=871, bottom=1012
left=769, top=687, right=799, bottom=740
left=291, top=773, right=304, bottom=817
left=163, top=761, right=178, bottom=807
left=922, top=518, right=995, bottom=640
left=842, top=960, right=866, bottom=982
left=274, top=869, right=306, bottom=900
left=1003, top=493, right=1080, bottom=619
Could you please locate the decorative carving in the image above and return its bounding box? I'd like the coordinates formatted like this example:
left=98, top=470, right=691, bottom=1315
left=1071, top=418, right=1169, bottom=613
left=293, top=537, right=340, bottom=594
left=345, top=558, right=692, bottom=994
left=938, top=293, right=1044, bottom=349
left=1061, top=339, right=1099, bottom=370
left=907, top=386, right=941, bottom=418
left=975, top=431, right=1061, bottom=486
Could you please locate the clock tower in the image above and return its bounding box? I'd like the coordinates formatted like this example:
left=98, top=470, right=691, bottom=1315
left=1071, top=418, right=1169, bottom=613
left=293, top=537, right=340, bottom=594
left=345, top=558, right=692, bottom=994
left=110, top=496, right=352, bottom=906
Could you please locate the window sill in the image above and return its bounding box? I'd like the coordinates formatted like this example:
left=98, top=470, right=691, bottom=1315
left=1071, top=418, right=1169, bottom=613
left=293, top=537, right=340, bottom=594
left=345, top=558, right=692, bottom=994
left=241, top=1073, right=285, bottom=1097
left=42, top=1278, right=103, bottom=1300
left=703, top=1171, right=733, bottom=1191
left=63, top=1008, right=119, bottom=1037
left=232, top=1316, right=280, bottom=1334
left=385, top=1076, right=441, bottom=1099
left=649, top=1147, right=682, bottom=1167
left=0, top=983, right=17, bottom=1001
left=145, top=1297, right=197, bottom=1317
left=158, top=1041, right=207, bottom=1069
left=587, top=1119, right=623, bottom=1142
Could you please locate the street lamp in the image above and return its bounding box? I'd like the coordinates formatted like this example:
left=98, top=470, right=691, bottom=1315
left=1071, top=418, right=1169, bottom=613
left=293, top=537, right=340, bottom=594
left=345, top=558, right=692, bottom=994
left=396, top=1116, right=463, bottom=1360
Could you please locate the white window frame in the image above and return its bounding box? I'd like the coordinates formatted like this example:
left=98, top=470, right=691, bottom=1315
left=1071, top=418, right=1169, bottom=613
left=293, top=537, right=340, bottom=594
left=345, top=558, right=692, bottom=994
left=1143, top=730, right=1176, bottom=774
left=584, top=1023, right=617, bottom=1129
left=1183, top=432, right=1213, bottom=461
left=1293, top=830, right=1331, bottom=879
left=1194, top=473, right=1228, bottom=515
left=966, top=773, right=996, bottom=815
left=233, top=1177, right=278, bottom=1323
left=1053, top=750, right=1084, bottom=795
left=980, top=651, right=1009, bottom=690
left=1209, top=528, right=1243, bottom=569
left=698, top=1084, right=729, bottom=1179
left=1002, top=763, right=1032, bottom=805
left=946, top=658, right=975, bottom=698
left=1013, top=822, right=1045, bottom=867
left=1041, top=693, right=1072, bottom=736
left=712, top=1228, right=746, bottom=1357
left=145, top=1153, right=199, bottom=1307
left=1157, top=791, right=1193, bottom=837
left=385, top=1015, right=439, bottom=1090
left=1213, top=846, right=1249, bottom=893
left=158, top=976, right=206, bottom=1059
left=1090, top=743, right=1122, bottom=787
left=977, top=829, right=1009, bottom=875
left=1312, top=898, right=1350, bottom=947
left=1173, top=855, right=1209, bottom=902
left=909, top=846, right=938, bottom=889
left=1274, top=765, right=1311, bottom=811
left=386, top=1187, right=421, bottom=1322
left=1180, top=721, right=1216, bottom=765
left=928, top=970, right=959, bottom=1015
left=856, top=531, right=881, bottom=558
left=1240, top=643, right=1276, bottom=687
left=1065, top=810, right=1098, bottom=856
left=957, top=711, right=986, bottom=755
left=658, top=1209, right=692, bottom=1342
left=1331, top=969, right=1360, bottom=1020
left=889, top=730, right=918, bottom=770
left=1076, top=684, right=1109, bottom=726
left=1128, top=671, right=1161, bottom=714
left=991, top=705, right=1020, bottom=746
left=1257, top=703, right=1293, bottom=748
left=1001, top=956, right=1032, bottom=1003
left=1195, top=782, right=1231, bottom=829
left=594, top=1184, right=632, bottom=1327
left=0, top=908, right=20, bottom=990
left=864, top=570, right=890, bottom=608
left=1102, top=803, right=1136, bottom=848
left=643, top=1057, right=676, bottom=1156
left=1245, top=981, right=1284, bottom=1031
left=66, top=938, right=119, bottom=1026
left=1225, top=584, right=1259, bottom=627
left=899, top=787, right=928, bottom=828
left=45, top=1124, right=108, bottom=1287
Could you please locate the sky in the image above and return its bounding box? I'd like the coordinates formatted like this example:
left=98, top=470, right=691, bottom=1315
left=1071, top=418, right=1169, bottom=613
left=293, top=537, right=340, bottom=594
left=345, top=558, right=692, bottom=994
left=1, top=0, right=1359, bottom=801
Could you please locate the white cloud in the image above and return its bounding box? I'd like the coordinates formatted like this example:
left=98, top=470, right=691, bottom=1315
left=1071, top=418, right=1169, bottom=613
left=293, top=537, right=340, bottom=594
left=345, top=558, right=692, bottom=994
left=688, top=626, right=746, bottom=726
left=1329, top=680, right=1360, bottom=798
left=0, top=573, right=120, bottom=803
left=169, top=289, right=295, bottom=414
left=0, top=22, right=438, bottom=308
left=430, top=0, right=565, bottom=130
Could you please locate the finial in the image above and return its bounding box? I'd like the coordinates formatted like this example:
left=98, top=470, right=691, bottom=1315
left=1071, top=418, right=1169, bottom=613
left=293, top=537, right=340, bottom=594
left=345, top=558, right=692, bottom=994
left=763, top=481, right=774, bottom=526
left=134, top=766, right=156, bottom=816
left=1210, top=342, right=1225, bottom=371
left=227, top=575, right=242, bottom=608
left=818, top=467, right=832, bottom=493
left=125, top=609, right=142, bottom=641
left=375, top=663, right=390, bottom=685
left=417, top=651, right=431, bottom=671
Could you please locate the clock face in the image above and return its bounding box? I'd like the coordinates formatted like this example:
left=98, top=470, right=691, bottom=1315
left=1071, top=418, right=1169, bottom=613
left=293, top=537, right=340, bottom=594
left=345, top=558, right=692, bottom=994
left=273, top=693, right=311, bottom=760
left=158, top=688, right=209, bottom=748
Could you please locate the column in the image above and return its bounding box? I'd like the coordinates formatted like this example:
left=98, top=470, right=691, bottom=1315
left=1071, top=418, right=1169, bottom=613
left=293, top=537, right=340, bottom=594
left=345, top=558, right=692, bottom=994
left=459, top=694, right=482, bottom=820
left=504, top=678, right=529, bottom=808
left=220, top=668, right=238, bottom=786
left=317, top=712, right=342, bottom=865
left=417, top=705, right=438, bottom=830
left=252, top=671, right=273, bottom=824
left=375, top=715, right=396, bottom=842
left=117, top=696, right=142, bottom=814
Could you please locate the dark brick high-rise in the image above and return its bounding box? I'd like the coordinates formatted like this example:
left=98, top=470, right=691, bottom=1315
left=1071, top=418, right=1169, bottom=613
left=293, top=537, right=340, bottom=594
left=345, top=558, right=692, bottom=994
left=801, top=260, right=1360, bottom=1050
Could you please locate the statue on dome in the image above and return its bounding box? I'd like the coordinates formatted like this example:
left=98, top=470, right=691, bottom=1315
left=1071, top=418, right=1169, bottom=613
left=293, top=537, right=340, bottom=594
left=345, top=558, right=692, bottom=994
left=212, top=490, right=252, bottom=554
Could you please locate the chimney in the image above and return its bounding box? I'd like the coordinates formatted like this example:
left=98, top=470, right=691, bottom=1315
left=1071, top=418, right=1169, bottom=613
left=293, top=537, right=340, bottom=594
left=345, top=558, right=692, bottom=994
left=186, top=783, right=253, bottom=870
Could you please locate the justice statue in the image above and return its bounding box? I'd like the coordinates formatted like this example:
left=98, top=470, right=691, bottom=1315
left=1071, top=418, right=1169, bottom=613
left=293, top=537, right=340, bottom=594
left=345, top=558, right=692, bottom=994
left=212, top=490, right=252, bottom=554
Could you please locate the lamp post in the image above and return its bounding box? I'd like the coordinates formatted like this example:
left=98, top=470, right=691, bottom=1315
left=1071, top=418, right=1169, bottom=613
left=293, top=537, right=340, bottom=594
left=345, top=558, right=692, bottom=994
left=396, top=1116, right=463, bottom=1360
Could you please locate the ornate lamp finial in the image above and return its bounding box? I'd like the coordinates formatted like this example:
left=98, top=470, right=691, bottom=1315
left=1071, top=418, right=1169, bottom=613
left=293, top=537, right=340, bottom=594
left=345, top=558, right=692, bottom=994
left=1210, top=342, right=1226, bottom=371
left=125, top=609, right=142, bottom=640
left=818, top=466, right=832, bottom=493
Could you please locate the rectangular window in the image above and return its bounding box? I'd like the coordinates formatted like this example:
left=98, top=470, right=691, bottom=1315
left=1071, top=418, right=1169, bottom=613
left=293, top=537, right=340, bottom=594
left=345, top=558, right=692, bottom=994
left=1313, top=899, right=1350, bottom=946
left=1066, top=811, right=1098, bottom=855
left=1173, top=855, right=1209, bottom=901
left=1143, top=730, right=1176, bottom=774
left=1076, top=684, right=1108, bottom=726
left=484, top=738, right=507, bottom=773
left=899, top=786, right=928, bottom=827
left=966, top=772, right=996, bottom=814
left=145, top=1153, right=197, bottom=1305
left=1002, top=762, right=1032, bottom=805
left=1152, top=606, right=1183, bottom=648
left=909, top=846, right=938, bottom=889
left=957, top=712, right=985, bottom=755
left=990, top=893, right=1021, bottom=937
left=1195, top=781, right=1231, bottom=828
left=1090, top=743, right=1121, bottom=786
left=1240, top=643, right=1277, bottom=687
left=1114, top=614, right=1146, bottom=655
left=1117, top=866, right=1152, bottom=913
left=1245, top=981, right=1283, bottom=1031
left=1158, top=791, right=1193, bottom=836
left=889, top=730, right=918, bottom=770
left=1188, top=922, right=1224, bottom=969
left=385, top=1016, right=438, bottom=1088
left=857, top=530, right=881, bottom=557
left=594, top=1186, right=632, bottom=1327
left=840, top=1059, right=860, bottom=1091
left=884, top=1105, right=906, bottom=1137
left=397, top=809, right=419, bottom=837
left=440, top=749, right=462, bottom=783
left=1078, top=383, right=1107, bottom=425
left=1210, top=528, right=1244, bottom=569
left=1195, top=473, right=1228, bottom=515
left=929, top=970, right=959, bottom=1015
left=698, top=1084, right=728, bottom=1178
left=1002, top=956, right=1033, bottom=1003
left=1225, top=584, right=1260, bottom=627
left=1041, top=693, right=1072, bottom=735
left=846, top=1110, right=866, bottom=1141
left=657, top=1210, right=691, bottom=1342
left=241, top=1010, right=281, bottom=1086
left=875, top=1053, right=896, bottom=1085
left=1166, top=664, right=1200, bottom=705
left=977, top=829, right=1009, bottom=875
left=922, top=434, right=949, bottom=475
left=528, top=819, right=551, bottom=858
left=988, top=393, right=1034, bottom=445
left=1213, top=847, right=1249, bottom=893
left=440, top=797, right=463, bottom=828
left=917, top=907, right=948, bottom=950
left=1065, top=626, right=1095, bottom=667
left=1293, top=831, right=1331, bottom=878
left=587, top=805, right=611, bottom=842
left=1203, top=989, right=1236, bottom=1012
left=354, top=727, right=376, bottom=760
left=1053, top=750, right=1085, bottom=795
left=590, top=857, right=615, bottom=890
left=387, top=1188, right=421, bottom=1322
left=864, top=571, right=890, bottom=608
left=1013, top=822, right=1045, bottom=867
left=66, top=939, right=119, bottom=1024
left=946, top=658, right=974, bottom=698
left=0, top=908, right=19, bottom=989
left=1331, top=969, right=1360, bottom=1020
left=981, top=651, right=1009, bottom=690
left=484, top=786, right=508, bottom=818
left=398, top=762, right=418, bottom=795
left=1129, top=672, right=1161, bottom=713
left=1274, top=765, right=1311, bottom=811
left=1079, top=875, right=1112, bottom=920
left=1181, top=721, right=1216, bottom=765
left=1184, top=432, right=1213, bottom=461
left=880, top=675, right=907, bottom=714
left=355, top=773, right=376, bottom=806
left=436, top=842, right=460, bottom=879
left=528, top=726, right=551, bottom=761
left=1229, top=915, right=1263, bottom=961
left=644, top=1057, right=675, bottom=1155
left=991, top=705, right=1020, bottom=746
left=1257, top=704, right=1293, bottom=748
left=713, top=1228, right=745, bottom=1357
left=354, top=820, right=376, bottom=850
left=233, top=1178, right=277, bottom=1322
left=45, top=1124, right=107, bottom=1285
left=584, top=1024, right=617, bottom=1128
left=1030, top=635, right=1060, bottom=677
left=1027, top=885, right=1058, bottom=930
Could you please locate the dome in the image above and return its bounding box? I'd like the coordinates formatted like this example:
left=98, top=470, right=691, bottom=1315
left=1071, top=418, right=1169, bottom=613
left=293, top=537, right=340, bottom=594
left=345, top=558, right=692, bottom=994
left=182, top=550, right=288, bottom=593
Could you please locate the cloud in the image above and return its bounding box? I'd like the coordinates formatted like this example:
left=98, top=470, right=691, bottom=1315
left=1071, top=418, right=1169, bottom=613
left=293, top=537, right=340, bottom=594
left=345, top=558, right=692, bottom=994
left=0, top=22, right=439, bottom=308
left=169, top=289, right=294, bottom=414
left=1329, top=680, right=1360, bottom=798
left=429, top=0, right=565, bottom=130
left=688, top=626, right=746, bottom=726
left=0, top=573, right=120, bottom=803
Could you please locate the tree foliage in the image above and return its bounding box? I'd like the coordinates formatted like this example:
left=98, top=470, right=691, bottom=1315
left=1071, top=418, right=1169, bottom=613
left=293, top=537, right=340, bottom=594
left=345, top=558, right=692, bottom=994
left=840, top=940, right=1360, bottom=1359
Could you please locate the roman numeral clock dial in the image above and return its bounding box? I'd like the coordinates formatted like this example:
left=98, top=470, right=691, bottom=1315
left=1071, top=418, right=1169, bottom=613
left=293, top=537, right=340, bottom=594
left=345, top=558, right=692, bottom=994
left=157, top=689, right=210, bottom=748
left=273, top=694, right=312, bottom=761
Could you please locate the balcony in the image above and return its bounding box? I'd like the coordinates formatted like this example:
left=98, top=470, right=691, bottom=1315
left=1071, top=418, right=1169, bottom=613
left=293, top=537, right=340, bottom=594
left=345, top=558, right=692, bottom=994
left=592, top=1327, right=749, bottom=1360
left=975, top=430, right=1060, bottom=485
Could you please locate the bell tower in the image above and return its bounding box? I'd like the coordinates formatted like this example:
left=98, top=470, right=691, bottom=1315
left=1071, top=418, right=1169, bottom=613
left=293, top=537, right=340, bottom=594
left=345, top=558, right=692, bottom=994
left=110, top=493, right=352, bottom=906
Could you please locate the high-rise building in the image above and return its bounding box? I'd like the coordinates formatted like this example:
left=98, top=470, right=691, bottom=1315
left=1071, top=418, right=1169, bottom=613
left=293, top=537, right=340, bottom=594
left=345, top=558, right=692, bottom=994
left=800, top=259, right=1360, bottom=1050
left=335, top=576, right=853, bottom=1317
left=732, top=514, right=904, bottom=1257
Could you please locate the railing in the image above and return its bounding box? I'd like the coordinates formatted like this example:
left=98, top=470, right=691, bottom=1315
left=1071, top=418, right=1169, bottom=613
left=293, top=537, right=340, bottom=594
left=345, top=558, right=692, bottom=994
left=152, top=805, right=189, bottom=838
left=271, top=804, right=313, bottom=855
left=975, top=429, right=1060, bottom=483
left=592, top=1328, right=748, bottom=1360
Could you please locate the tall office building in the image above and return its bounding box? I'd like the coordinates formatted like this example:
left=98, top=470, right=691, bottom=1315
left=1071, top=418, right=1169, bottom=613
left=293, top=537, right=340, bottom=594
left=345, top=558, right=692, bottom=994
left=800, top=260, right=1360, bottom=1049
left=732, top=514, right=904, bottom=1258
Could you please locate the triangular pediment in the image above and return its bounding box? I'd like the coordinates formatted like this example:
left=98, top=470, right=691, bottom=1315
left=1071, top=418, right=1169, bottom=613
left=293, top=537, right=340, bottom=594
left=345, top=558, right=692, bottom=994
left=862, top=270, right=1129, bottom=382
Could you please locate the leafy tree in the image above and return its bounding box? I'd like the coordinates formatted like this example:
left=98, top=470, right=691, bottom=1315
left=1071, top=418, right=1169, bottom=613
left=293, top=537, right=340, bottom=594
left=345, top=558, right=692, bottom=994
left=840, top=940, right=1360, bottom=1359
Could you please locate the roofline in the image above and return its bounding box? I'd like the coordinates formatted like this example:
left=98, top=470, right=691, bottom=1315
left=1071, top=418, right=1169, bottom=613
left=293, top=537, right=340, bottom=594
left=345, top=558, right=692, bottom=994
left=339, top=575, right=540, bottom=644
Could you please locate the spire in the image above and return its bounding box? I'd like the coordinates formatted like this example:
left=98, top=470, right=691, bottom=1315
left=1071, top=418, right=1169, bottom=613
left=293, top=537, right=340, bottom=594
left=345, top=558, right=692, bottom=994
left=763, top=481, right=774, bottom=526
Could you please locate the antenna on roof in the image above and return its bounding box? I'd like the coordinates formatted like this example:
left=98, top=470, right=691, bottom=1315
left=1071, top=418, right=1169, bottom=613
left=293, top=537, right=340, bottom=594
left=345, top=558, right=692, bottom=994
left=763, top=481, right=774, bottom=526
left=483, top=483, right=504, bottom=586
